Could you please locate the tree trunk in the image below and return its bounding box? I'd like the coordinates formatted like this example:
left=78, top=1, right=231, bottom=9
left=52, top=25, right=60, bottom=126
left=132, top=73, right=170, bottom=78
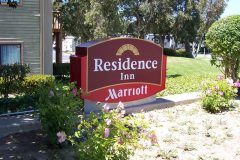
left=160, top=35, right=165, bottom=48
left=55, top=32, right=62, bottom=64
left=230, top=59, right=239, bottom=82
left=191, top=41, right=197, bottom=58
left=185, top=41, right=191, bottom=53
left=4, top=93, right=8, bottom=98
left=196, top=34, right=204, bottom=55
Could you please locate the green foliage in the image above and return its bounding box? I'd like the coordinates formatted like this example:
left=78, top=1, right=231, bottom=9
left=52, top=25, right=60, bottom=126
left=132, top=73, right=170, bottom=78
left=59, top=0, right=226, bottom=51
left=60, top=0, right=91, bottom=41
left=37, top=83, right=83, bottom=146
left=0, top=95, right=36, bottom=114
left=70, top=103, right=149, bottom=160
left=53, top=63, right=70, bottom=78
left=201, top=76, right=236, bottom=113
left=0, top=64, right=30, bottom=98
left=164, top=48, right=176, bottom=56
left=60, top=0, right=121, bottom=41
left=206, top=15, right=240, bottom=81
left=164, top=48, right=193, bottom=58
left=22, top=74, right=55, bottom=96
left=172, top=0, right=201, bottom=52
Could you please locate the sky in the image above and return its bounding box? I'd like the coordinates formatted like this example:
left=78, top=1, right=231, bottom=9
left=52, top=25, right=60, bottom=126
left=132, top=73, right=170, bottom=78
left=221, top=0, right=240, bottom=18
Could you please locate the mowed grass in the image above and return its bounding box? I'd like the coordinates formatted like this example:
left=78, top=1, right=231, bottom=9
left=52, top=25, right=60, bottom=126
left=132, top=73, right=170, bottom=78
left=166, top=56, right=219, bottom=76
left=157, top=55, right=221, bottom=96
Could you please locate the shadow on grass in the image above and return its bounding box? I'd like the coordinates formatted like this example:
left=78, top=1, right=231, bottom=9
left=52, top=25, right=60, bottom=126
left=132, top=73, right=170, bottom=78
left=167, top=74, right=182, bottom=78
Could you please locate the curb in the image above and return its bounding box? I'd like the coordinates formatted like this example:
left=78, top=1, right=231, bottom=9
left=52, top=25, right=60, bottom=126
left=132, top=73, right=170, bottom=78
left=126, top=92, right=200, bottom=113
left=0, top=92, right=201, bottom=139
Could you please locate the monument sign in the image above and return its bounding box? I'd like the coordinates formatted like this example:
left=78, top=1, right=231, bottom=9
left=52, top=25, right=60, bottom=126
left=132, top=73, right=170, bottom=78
left=70, top=38, right=166, bottom=104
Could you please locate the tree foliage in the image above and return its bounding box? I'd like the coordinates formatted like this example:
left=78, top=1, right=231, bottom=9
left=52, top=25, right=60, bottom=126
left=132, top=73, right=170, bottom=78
left=205, top=15, right=240, bottom=81
left=195, top=0, right=227, bottom=55
left=60, top=0, right=227, bottom=50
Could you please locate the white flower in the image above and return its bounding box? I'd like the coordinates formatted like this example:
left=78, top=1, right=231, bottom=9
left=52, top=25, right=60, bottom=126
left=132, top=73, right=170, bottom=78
left=105, top=118, right=111, bottom=126
left=226, top=78, right=234, bottom=86
left=102, top=104, right=110, bottom=112
left=117, top=101, right=124, bottom=110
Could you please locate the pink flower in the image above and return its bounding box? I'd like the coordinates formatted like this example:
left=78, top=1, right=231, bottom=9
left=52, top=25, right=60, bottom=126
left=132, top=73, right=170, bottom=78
left=57, top=131, right=66, bottom=143
left=234, top=81, right=240, bottom=88
left=148, top=132, right=158, bottom=145
left=102, top=104, right=110, bottom=112
left=118, top=138, right=124, bottom=145
left=49, top=90, right=54, bottom=97
left=71, top=87, right=78, bottom=96
left=215, top=86, right=219, bottom=91
left=104, top=128, right=110, bottom=138
left=105, top=118, right=111, bottom=126
left=207, top=89, right=212, bottom=95
left=219, top=91, right=224, bottom=96
left=217, top=75, right=224, bottom=80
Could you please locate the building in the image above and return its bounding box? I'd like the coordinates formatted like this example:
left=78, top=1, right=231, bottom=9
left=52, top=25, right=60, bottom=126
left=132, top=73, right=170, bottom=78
left=145, top=34, right=184, bottom=49
left=62, top=36, right=77, bottom=52
left=0, top=0, right=52, bottom=74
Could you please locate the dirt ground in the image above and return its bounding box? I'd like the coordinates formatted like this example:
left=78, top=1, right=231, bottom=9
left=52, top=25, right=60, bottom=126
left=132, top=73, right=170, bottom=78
left=1, top=101, right=240, bottom=160
left=0, top=130, right=50, bottom=160
left=0, top=130, right=75, bottom=160
left=131, top=101, right=240, bottom=160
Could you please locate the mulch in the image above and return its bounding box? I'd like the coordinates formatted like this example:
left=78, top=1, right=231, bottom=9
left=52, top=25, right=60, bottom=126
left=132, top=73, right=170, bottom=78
left=0, top=130, right=50, bottom=160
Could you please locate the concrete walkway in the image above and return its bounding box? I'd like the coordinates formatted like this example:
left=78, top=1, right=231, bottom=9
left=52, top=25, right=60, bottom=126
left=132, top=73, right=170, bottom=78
left=0, top=92, right=201, bottom=139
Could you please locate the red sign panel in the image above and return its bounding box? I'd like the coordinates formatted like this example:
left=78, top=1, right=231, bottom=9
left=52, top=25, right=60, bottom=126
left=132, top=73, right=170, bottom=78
left=70, top=38, right=166, bottom=103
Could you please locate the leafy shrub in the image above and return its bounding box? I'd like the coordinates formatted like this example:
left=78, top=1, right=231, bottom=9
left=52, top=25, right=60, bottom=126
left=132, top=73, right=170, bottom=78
left=201, top=75, right=236, bottom=113
left=176, top=49, right=193, bottom=58
left=206, top=15, right=240, bottom=81
left=22, top=74, right=55, bottom=96
left=0, top=95, right=35, bottom=114
left=37, top=82, right=83, bottom=146
left=70, top=103, right=152, bottom=160
left=0, top=64, right=30, bottom=97
left=164, top=48, right=192, bottom=58
left=53, top=63, right=70, bottom=78
left=164, top=48, right=176, bottom=56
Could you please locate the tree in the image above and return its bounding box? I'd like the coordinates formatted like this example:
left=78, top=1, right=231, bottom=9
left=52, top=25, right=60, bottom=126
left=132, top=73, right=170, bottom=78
left=205, top=15, right=240, bottom=81
left=172, top=0, right=201, bottom=55
left=195, top=0, right=227, bottom=55
left=84, top=0, right=122, bottom=39
left=119, top=0, right=175, bottom=46
left=60, top=0, right=122, bottom=41
left=141, top=0, right=175, bottom=46
left=60, top=0, right=91, bottom=41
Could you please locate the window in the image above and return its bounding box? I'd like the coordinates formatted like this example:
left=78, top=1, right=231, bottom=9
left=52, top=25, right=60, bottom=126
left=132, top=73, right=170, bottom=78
left=0, top=0, right=23, bottom=6
left=0, top=44, right=21, bottom=65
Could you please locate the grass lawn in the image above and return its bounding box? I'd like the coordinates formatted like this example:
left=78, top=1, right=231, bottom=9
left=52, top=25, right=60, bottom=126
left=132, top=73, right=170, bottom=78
left=158, top=55, right=221, bottom=96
